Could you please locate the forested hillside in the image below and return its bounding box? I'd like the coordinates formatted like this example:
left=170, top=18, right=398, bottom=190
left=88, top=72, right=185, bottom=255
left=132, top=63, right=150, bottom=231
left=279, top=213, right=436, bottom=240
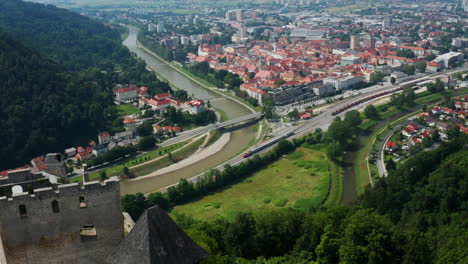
left=0, top=0, right=130, bottom=70
left=0, top=1, right=172, bottom=170
left=0, top=31, right=115, bottom=169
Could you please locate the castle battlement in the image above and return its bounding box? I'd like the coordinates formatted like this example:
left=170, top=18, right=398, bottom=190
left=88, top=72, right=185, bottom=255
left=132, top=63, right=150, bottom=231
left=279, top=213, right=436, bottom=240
left=0, top=177, right=119, bottom=202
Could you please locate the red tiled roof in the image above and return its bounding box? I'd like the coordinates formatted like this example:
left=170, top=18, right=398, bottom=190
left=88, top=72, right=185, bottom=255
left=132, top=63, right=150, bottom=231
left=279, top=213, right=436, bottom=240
left=403, top=125, right=415, bottom=133
left=0, top=165, right=30, bottom=177
left=186, top=100, right=204, bottom=107
left=98, top=132, right=110, bottom=138
left=386, top=141, right=398, bottom=148
left=31, top=156, right=47, bottom=170
left=116, top=84, right=139, bottom=93
left=123, top=118, right=136, bottom=124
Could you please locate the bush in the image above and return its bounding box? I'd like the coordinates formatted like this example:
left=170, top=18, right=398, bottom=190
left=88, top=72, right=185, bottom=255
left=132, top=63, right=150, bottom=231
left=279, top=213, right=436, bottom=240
left=274, top=198, right=289, bottom=207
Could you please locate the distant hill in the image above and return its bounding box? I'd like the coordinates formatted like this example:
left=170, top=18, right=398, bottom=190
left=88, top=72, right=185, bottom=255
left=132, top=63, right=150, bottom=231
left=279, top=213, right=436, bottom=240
left=0, top=30, right=116, bottom=170
left=0, top=0, right=131, bottom=70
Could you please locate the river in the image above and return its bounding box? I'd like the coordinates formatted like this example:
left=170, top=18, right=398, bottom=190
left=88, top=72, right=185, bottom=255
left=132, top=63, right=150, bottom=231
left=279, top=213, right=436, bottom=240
left=120, top=27, right=256, bottom=195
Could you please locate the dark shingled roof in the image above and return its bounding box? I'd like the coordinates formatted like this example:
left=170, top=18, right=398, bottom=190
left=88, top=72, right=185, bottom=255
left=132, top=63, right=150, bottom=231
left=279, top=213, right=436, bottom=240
left=105, top=206, right=209, bottom=264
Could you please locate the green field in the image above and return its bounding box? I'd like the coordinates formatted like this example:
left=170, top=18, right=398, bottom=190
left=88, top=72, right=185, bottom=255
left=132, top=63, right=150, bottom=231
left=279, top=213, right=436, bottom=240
left=171, top=146, right=338, bottom=221
left=114, top=104, right=140, bottom=118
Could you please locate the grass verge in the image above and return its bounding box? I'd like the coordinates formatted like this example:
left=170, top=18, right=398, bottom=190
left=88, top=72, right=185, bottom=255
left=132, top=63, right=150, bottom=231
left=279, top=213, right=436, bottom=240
left=130, top=136, right=206, bottom=177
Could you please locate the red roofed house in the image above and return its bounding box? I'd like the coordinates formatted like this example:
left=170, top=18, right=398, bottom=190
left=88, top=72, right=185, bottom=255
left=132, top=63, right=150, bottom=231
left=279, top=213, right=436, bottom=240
left=31, top=156, right=47, bottom=171
left=185, top=100, right=206, bottom=114
left=75, top=146, right=94, bottom=161
left=123, top=118, right=138, bottom=132
left=398, top=46, right=425, bottom=56
left=300, top=113, right=312, bottom=120
left=408, top=122, right=419, bottom=130
left=98, top=131, right=111, bottom=145
left=115, top=84, right=139, bottom=102
left=385, top=141, right=398, bottom=152
left=139, top=86, right=149, bottom=98
left=426, top=61, right=440, bottom=73
left=402, top=125, right=416, bottom=137
left=154, top=93, right=174, bottom=101
left=409, top=136, right=421, bottom=146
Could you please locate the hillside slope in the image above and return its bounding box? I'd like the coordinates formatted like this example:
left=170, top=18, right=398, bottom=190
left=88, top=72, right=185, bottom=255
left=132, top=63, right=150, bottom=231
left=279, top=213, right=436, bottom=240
left=0, top=0, right=130, bottom=70
left=0, top=31, right=114, bottom=169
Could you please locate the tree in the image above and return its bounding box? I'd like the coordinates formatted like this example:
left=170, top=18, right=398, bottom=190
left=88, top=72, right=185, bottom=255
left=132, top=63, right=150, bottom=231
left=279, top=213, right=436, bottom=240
left=339, top=209, right=397, bottom=264
left=416, top=61, right=427, bottom=73
left=262, top=100, right=275, bottom=119
left=274, top=79, right=286, bottom=87
left=168, top=151, right=173, bottom=161
left=327, top=141, right=343, bottom=162
left=427, top=78, right=445, bottom=93
left=402, top=64, right=416, bottom=75
left=397, top=49, right=415, bottom=58
left=288, top=108, right=300, bottom=120
left=316, top=225, right=340, bottom=264
left=138, top=136, right=156, bottom=151
left=121, top=193, right=149, bottom=220
left=447, top=126, right=460, bottom=139
left=364, top=104, right=379, bottom=119
left=390, top=77, right=396, bottom=84
left=344, top=110, right=362, bottom=128
left=276, top=140, right=295, bottom=155
left=224, top=212, right=257, bottom=258
left=100, top=170, right=107, bottom=181
left=386, top=159, right=396, bottom=171
left=123, top=166, right=134, bottom=178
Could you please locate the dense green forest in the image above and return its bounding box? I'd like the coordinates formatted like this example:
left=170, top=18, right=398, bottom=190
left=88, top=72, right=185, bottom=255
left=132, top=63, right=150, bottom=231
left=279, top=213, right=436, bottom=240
left=0, top=31, right=114, bottom=169
left=0, top=0, right=172, bottom=170
left=124, top=134, right=468, bottom=263
left=0, top=0, right=129, bottom=70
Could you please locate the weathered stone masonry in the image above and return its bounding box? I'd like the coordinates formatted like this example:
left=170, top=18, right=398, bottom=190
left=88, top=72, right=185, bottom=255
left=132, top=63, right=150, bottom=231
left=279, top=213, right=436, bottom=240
left=0, top=178, right=123, bottom=264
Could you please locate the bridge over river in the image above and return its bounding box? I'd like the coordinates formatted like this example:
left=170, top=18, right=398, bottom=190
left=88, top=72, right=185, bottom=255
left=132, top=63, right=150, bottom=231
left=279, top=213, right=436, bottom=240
left=160, top=113, right=263, bottom=148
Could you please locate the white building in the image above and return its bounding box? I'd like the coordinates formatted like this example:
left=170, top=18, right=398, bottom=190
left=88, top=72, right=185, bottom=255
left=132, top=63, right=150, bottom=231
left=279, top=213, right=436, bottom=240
left=341, top=55, right=362, bottom=66
left=180, top=36, right=189, bottom=45
left=184, top=100, right=206, bottom=114
left=433, top=52, right=463, bottom=68
left=148, top=23, right=156, bottom=32
left=157, top=23, right=166, bottom=33
left=323, top=74, right=365, bottom=90
left=115, top=85, right=139, bottom=102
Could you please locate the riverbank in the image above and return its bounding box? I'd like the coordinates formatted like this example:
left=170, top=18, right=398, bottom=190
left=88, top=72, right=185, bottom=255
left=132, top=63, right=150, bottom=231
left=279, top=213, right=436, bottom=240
left=119, top=27, right=267, bottom=195
left=136, top=36, right=256, bottom=114
left=128, top=132, right=230, bottom=182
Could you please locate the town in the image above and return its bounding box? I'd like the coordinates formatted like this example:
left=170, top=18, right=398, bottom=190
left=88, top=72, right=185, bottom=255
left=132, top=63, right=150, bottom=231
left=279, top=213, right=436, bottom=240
left=0, top=0, right=468, bottom=263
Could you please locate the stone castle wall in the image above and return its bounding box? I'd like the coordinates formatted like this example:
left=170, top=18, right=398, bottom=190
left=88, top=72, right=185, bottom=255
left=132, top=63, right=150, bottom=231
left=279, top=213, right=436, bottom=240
left=0, top=178, right=123, bottom=264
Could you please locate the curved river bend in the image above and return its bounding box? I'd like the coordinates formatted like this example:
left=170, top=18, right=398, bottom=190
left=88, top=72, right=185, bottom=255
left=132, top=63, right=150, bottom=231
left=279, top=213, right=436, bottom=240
left=120, top=27, right=256, bottom=195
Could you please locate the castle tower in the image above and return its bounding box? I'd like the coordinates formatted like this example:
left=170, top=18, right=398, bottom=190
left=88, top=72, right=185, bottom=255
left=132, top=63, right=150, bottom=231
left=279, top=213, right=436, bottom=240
left=0, top=178, right=123, bottom=264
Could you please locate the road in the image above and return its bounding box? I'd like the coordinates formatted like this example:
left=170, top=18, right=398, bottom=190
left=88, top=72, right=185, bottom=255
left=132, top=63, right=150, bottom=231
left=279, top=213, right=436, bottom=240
left=376, top=121, right=410, bottom=178
left=156, top=66, right=468, bottom=193
left=159, top=112, right=263, bottom=147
